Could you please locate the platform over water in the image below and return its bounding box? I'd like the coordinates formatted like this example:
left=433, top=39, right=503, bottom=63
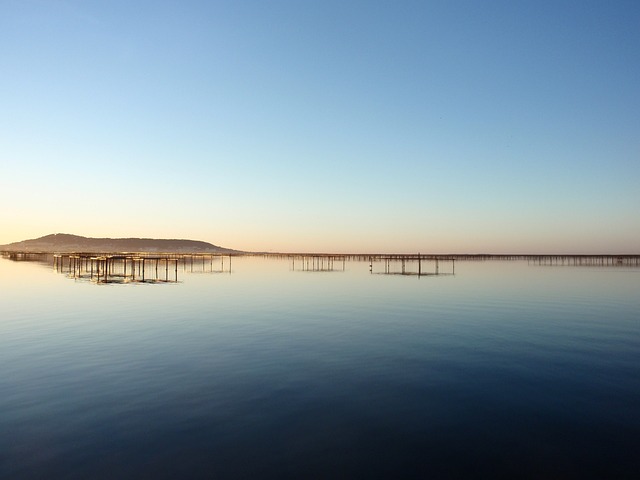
left=0, top=252, right=232, bottom=283
left=2, top=252, right=639, bottom=284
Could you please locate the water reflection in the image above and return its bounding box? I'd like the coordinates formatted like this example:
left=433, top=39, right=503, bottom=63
left=0, top=255, right=639, bottom=478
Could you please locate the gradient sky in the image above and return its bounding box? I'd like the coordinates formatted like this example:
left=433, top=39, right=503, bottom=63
left=1, top=0, right=639, bottom=253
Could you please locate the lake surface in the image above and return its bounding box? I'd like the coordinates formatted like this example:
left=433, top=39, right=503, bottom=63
left=1, top=256, right=639, bottom=479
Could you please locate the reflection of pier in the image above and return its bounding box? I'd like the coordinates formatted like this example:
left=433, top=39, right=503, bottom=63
left=52, top=253, right=232, bottom=284
left=291, top=255, right=346, bottom=272
left=369, top=255, right=455, bottom=277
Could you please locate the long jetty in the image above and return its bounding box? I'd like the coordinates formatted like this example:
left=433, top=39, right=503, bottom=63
left=278, top=253, right=640, bottom=265
left=2, top=251, right=639, bottom=284
left=287, top=254, right=452, bottom=275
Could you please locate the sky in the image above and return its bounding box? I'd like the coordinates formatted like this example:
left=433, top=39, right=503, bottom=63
left=1, top=0, right=639, bottom=253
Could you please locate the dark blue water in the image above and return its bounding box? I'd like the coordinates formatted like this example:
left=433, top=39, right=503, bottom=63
left=1, top=257, right=639, bottom=478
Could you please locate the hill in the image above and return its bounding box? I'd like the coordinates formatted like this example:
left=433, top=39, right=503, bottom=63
left=0, top=233, right=241, bottom=254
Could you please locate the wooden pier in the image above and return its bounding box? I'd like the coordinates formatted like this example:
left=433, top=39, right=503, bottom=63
left=1, top=251, right=50, bottom=262
left=290, top=255, right=346, bottom=272
left=2, top=251, right=640, bottom=285
left=181, top=253, right=232, bottom=274
left=51, top=253, right=232, bottom=284
left=527, top=255, right=640, bottom=267
left=54, top=254, right=180, bottom=283
left=369, top=254, right=455, bottom=277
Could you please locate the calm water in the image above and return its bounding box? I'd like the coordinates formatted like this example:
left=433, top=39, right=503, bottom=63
left=1, top=256, right=639, bottom=479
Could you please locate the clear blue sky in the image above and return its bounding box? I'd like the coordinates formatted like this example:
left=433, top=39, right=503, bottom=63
left=1, top=0, right=639, bottom=253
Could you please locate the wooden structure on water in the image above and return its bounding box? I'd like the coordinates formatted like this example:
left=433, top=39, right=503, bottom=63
left=282, top=253, right=640, bottom=268
left=54, top=254, right=179, bottom=283
left=2, top=251, right=640, bottom=284
left=369, top=254, right=455, bottom=277
left=1, top=251, right=50, bottom=262
left=290, top=255, right=346, bottom=272
left=181, top=253, right=231, bottom=274
left=528, top=255, right=640, bottom=267
left=275, top=253, right=640, bottom=276
left=286, top=253, right=455, bottom=276
left=52, top=253, right=232, bottom=284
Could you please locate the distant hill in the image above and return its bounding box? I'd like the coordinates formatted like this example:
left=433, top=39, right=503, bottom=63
left=0, top=233, right=241, bottom=254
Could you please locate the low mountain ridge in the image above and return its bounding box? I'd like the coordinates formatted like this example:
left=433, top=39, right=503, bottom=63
left=0, top=233, right=240, bottom=254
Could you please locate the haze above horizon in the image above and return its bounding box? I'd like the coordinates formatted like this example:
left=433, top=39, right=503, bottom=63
left=2, top=1, right=639, bottom=254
